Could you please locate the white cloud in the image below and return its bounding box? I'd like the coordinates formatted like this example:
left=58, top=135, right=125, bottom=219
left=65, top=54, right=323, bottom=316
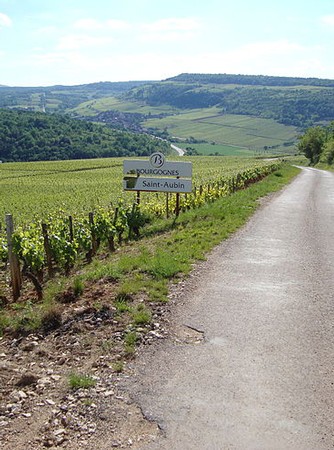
left=32, top=52, right=68, bottom=64
left=57, top=34, right=114, bottom=50
left=0, top=12, right=12, bottom=28
left=143, top=18, right=201, bottom=32
left=58, top=19, right=131, bottom=53
left=140, top=17, right=202, bottom=42
left=33, top=26, right=59, bottom=36
left=73, top=19, right=103, bottom=31
left=73, top=18, right=130, bottom=31
left=186, top=40, right=325, bottom=79
left=106, top=19, right=131, bottom=31
left=321, top=15, right=334, bottom=26
left=237, top=40, right=304, bottom=57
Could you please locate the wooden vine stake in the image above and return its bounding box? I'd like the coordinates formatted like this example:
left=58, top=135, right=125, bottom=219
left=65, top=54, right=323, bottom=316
left=5, top=214, right=21, bottom=301
left=42, top=223, right=53, bottom=278
left=166, top=193, right=169, bottom=218
left=68, top=215, right=74, bottom=242
left=89, top=212, right=98, bottom=256
left=175, top=193, right=180, bottom=217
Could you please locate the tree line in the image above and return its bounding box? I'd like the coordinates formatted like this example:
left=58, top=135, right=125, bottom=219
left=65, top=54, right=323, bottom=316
left=0, top=109, right=170, bottom=162
left=298, top=122, right=334, bottom=165
left=166, top=73, right=334, bottom=88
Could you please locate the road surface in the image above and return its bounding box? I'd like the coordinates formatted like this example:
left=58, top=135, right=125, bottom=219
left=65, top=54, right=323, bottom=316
left=127, top=167, right=334, bottom=450
left=171, top=143, right=185, bottom=156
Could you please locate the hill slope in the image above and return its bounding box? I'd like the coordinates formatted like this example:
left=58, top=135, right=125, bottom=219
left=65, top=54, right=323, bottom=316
left=2, top=73, right=334, bottom=156
left=0, top=109, right=169, bottom=162
left=125, top=73, right=334, bottom=128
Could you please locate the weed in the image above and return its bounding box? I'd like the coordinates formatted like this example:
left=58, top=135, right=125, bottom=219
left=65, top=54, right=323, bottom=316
left=124, top=331, right=137, bottom=355
left=68, top=373, right=96, bottom=390
left=146, top=250, right=184, bottom=279
left=73, top=276, right=84, bottom=297
left=131, top=304, right=151, bottom=325
left=114, top=300, right=132, bottom=314
left=101, top=339, right=113, bottom=353
left=112, top=361, right=124, bottom=373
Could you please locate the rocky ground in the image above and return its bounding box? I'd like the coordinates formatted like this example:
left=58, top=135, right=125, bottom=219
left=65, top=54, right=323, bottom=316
left=0, top=276, right=180, bottom=450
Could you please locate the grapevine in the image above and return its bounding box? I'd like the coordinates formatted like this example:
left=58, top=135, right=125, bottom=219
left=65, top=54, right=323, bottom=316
left=0, top=158, right=282, bottom=299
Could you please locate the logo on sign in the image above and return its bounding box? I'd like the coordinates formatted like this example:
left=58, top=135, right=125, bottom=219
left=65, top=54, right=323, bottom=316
left=150, top=152, right=165, bottom=168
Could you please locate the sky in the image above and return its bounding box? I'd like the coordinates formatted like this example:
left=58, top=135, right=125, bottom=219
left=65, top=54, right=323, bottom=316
left=0, top=0, right=334, bottom=86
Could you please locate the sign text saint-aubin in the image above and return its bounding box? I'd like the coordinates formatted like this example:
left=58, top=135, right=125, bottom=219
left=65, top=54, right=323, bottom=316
left=123, top=152, right=192, bottom=194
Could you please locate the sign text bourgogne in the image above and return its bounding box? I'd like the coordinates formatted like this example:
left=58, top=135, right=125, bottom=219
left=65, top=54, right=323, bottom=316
left=123, top=152, right=192, bottom=193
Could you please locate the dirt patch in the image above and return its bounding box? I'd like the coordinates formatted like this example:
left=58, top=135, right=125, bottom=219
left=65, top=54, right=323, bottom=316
left=0, top=278, right=173, bottom=449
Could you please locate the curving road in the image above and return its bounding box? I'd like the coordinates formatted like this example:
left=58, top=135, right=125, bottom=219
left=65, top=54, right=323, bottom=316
left=170, top=143, right=185, bottom=156
left=128, top=167, right=334, bottom=450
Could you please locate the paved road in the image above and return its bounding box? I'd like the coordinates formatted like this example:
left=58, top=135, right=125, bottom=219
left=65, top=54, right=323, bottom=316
left=170, top=143, right=185, bottom=156
left=128, top=167, right=334, bottom=450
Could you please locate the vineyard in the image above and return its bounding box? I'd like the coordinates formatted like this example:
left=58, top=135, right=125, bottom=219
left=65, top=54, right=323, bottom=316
left=0, top=156, right=281, bottom=300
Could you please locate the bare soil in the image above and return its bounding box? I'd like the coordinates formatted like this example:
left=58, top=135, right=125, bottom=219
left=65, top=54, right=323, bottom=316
left=0, top=276, right=175, bottom=449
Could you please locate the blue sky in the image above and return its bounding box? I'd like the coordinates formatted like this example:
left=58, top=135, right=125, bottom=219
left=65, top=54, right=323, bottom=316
left=0, top=0, right=334, bottom=86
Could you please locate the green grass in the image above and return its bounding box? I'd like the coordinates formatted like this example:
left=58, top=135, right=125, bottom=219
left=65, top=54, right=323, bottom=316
left=68, top=373, right=96, bottom=390
left=124, top=330, right=138, bottom=355
left=131, top=304, right=152, bottom=325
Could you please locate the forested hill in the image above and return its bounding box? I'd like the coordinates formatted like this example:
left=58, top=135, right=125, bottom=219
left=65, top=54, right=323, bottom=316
left=166, top=73, right=334, bottom=88
left=126, top=74, right=334, bottom=129
left=0, top=109, right=169, bottom=162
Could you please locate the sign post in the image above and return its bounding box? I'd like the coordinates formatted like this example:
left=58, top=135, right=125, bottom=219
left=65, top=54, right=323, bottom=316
left=123, top=152, right=192, bottom=215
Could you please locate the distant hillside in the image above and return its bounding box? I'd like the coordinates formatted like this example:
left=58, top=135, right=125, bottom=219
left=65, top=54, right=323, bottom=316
left=1, top=74, right=334, bottom=156
left=125, top=74, right=334, bottom=129
left=0, top=109, right=169, bottom=162
left=0, top=81, right=150, bottom=113
left=1, top=74, right=334, bottom=129
left=166, top=73, right=334, bottom=88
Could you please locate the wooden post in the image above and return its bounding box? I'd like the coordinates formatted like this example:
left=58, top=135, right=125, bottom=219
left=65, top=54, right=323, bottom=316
left=113, top=207, right=119, bottom=225
left=68, top=216, right=74, bottom=242
left=175, top=193, right=180, bottom=217
left=42, top=223, right=53, bottom=278
left=5, top=214, right=21, bottom=301
left=136, top=190, right=140, bottom=205
left=166, top=193, right=169, bottom=218
left=89, top=212, right=97, bottom=255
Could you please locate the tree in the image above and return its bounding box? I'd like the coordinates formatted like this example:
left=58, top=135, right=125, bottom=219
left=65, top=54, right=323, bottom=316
left=297, top=126, right=325, bottom=165
left=321, top=138, right=334, bottom=165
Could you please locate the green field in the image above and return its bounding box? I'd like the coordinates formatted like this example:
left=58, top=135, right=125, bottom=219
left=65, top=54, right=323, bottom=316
left=70, top=98, right=299, bottom=153
left=177, top=143, right=257, bottom=156
left=144, top=111, right=298, bottom=152
left=69, top=97, right=179, bottom=117
left=0, top=156, right=280, bottom=226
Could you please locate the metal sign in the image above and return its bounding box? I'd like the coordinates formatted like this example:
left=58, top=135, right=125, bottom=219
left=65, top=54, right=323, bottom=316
left=123, top=176, right=192, bottom=193
left=123, top=154, right=192, bottom=178
left=123, top=152, right=192, bottom=194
